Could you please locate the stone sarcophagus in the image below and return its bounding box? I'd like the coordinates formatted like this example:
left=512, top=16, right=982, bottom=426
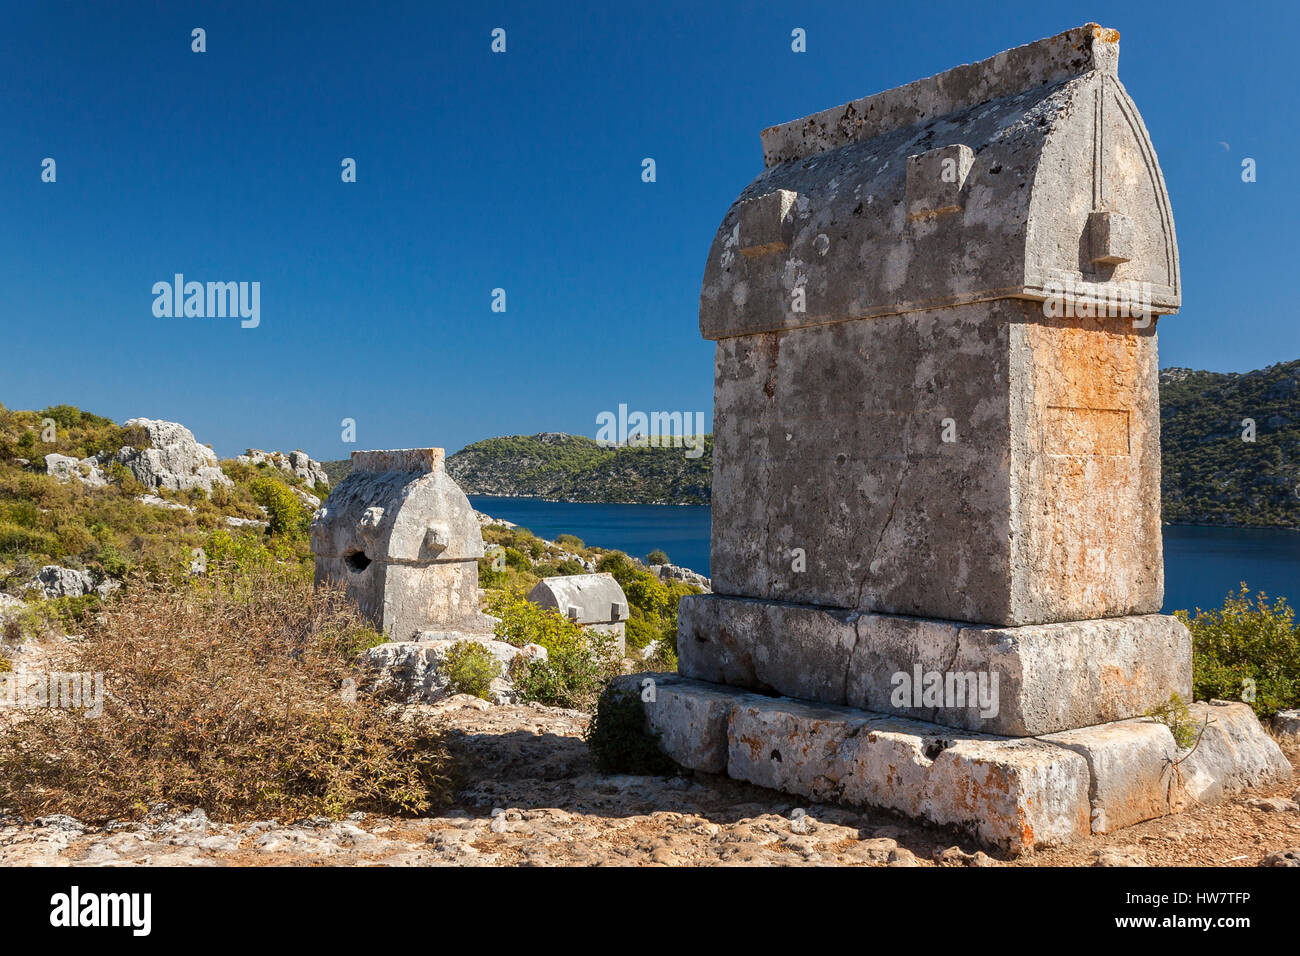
left=681, top=23, right=1187, bottom=735
left=703, top=24, right=1175, bottom=628
left=311, top=449, right=487, bottom=641
left=527, top=573, right=630, bottom=654
left=615, top=25, right=1289, bottom=854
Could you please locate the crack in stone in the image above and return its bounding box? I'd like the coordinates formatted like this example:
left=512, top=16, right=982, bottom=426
left=854, top=414, right=914, bottom=612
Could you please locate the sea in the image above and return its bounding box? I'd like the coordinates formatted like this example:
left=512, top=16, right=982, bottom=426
left=468, top=495, right=1300, bottom=615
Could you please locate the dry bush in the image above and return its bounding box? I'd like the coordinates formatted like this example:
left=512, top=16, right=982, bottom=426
left=0, top=564, right=454, bottom=823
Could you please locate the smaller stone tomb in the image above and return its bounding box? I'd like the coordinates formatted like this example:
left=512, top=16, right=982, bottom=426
left=311, top=448, right=488, bottom=641
left=527, top=573, right=629, bottom=654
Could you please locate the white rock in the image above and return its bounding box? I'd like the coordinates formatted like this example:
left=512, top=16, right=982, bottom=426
left=238, top=449, right=329, bottom=488
left=116, top=418, right=232, bottom=493
left=44, top=453, right=107, bottom=488
left=224, top=516, right=269, bottom=529
left=1272, top=709, right=1300, bottom=742
left=27, top=565, right=96, bottom=599
left=138, top=494, right=194, bottom=513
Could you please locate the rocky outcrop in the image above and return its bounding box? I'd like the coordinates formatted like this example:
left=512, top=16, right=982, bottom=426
left=360, top=635, right=546, bottom=706
left=115, top=419, right=232, bottom=493
left=44, top=453, right=108, bottom=489
left=237, top=449, right=329, bottom=489
left=1272, top=709, right=1300, bottom=743
left=0, top=593, right=23, bottom=626
left=24, top=566, right=118, bottom=601
left=649, top=562, right=711, bottom=591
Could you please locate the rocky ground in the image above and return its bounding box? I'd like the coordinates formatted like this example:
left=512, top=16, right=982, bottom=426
left=2, top=693, right=1297, bottom=867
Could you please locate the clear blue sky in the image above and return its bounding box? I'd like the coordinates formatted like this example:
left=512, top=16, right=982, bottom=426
left=1, top=0, right=1296, bottom=459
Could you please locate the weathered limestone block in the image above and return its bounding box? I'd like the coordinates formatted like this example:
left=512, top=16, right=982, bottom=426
left=1177, top=701, right=1292, bottom=805
left=1041, top=720, right=1179, bottom=833
left=311, top=449, right=489, bottom=641
left=607, top=675, right=1290, bottom=854
left=115, top=418, right=232, bottom=493
left=527, top=573, right=629, bottom=654
left=654, top=677, right=1093, bottom=854
left=917, top=737, right=1092, bottom=853
left=611, top=672, right=765, bottom=773
left=702, top=24, right=1176, bottom=627
left=678, top=593, right=1191, bottom=736
left=598, top=27, right=1296, bottom=853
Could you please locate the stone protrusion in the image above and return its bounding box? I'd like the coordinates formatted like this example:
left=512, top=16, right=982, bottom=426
left=906, top=144, right=973, bottom=220
left=738, top=189, right=798, bottom=258
left=677, top=593, right=1192, bottom=736
left=1088, top=209, right=1135, bottom=266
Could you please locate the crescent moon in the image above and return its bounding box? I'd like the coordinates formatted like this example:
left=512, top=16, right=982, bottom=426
left=1218, top=141, right=1231, bottom=151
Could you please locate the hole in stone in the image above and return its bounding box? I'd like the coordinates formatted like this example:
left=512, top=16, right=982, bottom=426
left=769, top=749, right=782, bottom=762
left=344, top=550, right=372, bottom=573
left=922, top=738, right=953, bottom=760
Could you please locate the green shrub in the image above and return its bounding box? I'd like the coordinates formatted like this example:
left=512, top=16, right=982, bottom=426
left=478, top=556, right=507, bottom=589
left=646, top=549, right=669, bottom=566
left=585, top=682, right=677, bottom=774
left=10, top=594, right=101, bottom=642
left=556, top=534, right=585, bottom=550
left=486, top=591, right=620, bottom=710
left=1179, top=585, right=1300, bottom=719
left=1146, top=692, right=1198, bottom=749
left=444, top=640, right=501, bottom=700
left=250, top=477, right=309, bottom=539
left=502, top=546, right=532, bottom=572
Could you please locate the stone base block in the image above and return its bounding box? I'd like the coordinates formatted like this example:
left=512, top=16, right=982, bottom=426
left=611, top=674, right=1292, bottom=856
left=677, top=593, right=1191, bottom=736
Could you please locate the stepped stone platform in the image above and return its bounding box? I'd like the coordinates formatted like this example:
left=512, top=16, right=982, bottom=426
left=678, top=594, right=1192, bottom=737
left=612, top=673, right=1291, bottom=855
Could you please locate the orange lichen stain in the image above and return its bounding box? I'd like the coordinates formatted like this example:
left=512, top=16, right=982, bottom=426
left=1020, top=815, right=1035, bottom=848
left=1091, top=25, right=1121, bottom=44
left=1100, top=664, right=1146, bottom=692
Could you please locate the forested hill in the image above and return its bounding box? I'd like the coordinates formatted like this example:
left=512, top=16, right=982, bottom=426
left=445, top=433, right=712, bottom=505
left=1160, top=360, right=1300, bottom=529
left=321, top=360, right=1300, bottom=527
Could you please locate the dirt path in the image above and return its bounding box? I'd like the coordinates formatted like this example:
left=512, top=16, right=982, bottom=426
left=2, top=695, right=1296, bottom=866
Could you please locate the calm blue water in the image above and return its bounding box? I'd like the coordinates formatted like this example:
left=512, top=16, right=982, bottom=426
left=470, top=496, right=1299, bottom=614
left=470, top=496, right=712, bottom=573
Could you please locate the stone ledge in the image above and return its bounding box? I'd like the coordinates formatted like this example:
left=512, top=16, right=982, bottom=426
left=677, top=593, right=1191, bottom=736
left=612, top=674, right=1291, bottom=856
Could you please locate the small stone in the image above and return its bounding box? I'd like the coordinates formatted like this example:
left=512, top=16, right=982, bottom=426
left=1245, top=797, right=1298, bottom=813
left=886, top=848, right=920, bottom=867
left=1260, top=847, right=1300, bottom=867
left=1091, top=846, right=1147, bottom=867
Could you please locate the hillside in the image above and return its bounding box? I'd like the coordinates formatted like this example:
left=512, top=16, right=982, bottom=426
left=1160, top=360, right=1300, bottom=529
left=328, top=434, right=714, bottom=506
left=289, top=361, right=1300, bottom=526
